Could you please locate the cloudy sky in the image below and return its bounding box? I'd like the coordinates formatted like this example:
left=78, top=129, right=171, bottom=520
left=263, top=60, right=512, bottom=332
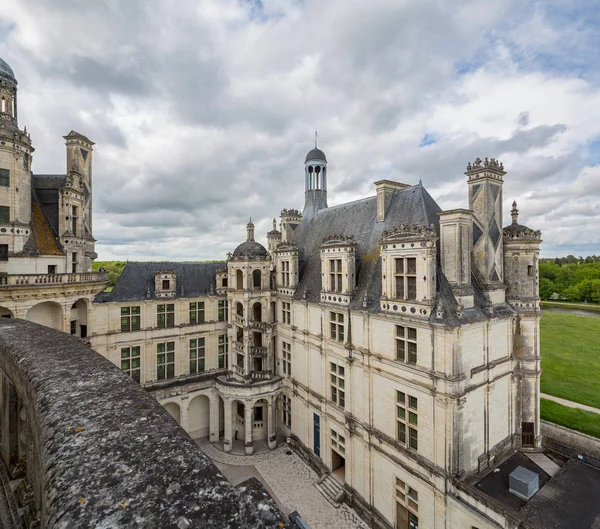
left=1, top=0, right=598, bottom=259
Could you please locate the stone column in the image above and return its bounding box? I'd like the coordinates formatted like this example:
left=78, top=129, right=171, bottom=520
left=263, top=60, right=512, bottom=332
left=180, top=398, right=189, bottom=433
left=209, top=394, right=220, bottom=442
left=223, top=399, right=233, bottom=453
left=244, top=402, right=254, bottom=455
left=267, top=397, right=276, bottom=450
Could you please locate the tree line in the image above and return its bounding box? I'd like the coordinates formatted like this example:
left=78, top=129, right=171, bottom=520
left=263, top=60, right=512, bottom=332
left=539, top=257, right=600, bottom=302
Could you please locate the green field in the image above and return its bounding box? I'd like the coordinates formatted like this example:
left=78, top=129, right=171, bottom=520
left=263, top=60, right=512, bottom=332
left=541, top=311, right=600, bottom=409
left=541, top=301, right=600, bottom=313
left=540, top=399, right=600, bottom=439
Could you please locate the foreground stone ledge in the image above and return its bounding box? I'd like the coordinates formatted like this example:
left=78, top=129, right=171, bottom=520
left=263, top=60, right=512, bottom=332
left=0, top=319, right=289, bottom=529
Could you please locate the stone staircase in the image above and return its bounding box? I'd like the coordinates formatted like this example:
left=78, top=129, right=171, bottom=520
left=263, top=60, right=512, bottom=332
left=315, top=473, right=345, bottom=507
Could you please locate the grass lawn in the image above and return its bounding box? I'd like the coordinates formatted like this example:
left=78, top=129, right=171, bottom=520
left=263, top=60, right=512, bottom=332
left=541, top=301, right=600, bottom=313
left=541, top=399, right=600, bottom=439
left=541, top=311, right=600, bottom=409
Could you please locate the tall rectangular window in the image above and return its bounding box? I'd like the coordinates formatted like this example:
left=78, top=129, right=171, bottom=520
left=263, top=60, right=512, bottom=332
left=0, top=244, right=7, bottom=262
left=282, top=395, right=291, bottom=428
left=282, top=260, right=290, bottom=287
left=0, top=206, right=8, bottom=224
left=330, top=311, right=344, bottom=342
left=72, top=252, right=78, bottom=273
left=157, top=342, right=175, bottom=380
left=157, top=304, right=175, bottom=328
left=394, top=258, right=417, bottom=300
left=218, top=300, right=228, bottom=322
left=330, top=362, right=346, bottom=408
left=72, top=205, right=78, bottom=235
left=0, top=168, right=9, bottom=187
left=121, top=346, right=141, bottom=383
left=396, top=325, right=417, bottom=364
left=282, top=302, right=291, bottom=325
left=396, top=391, right=418, bottom=450
left=395, top=478, right=419, bottom=528
left=329, top=259, right=342, bottom=293
left=189, top=301, right=205, bottom=324
left=218, top=334, right=228, bottom=369
left=121, top=306, right=141, bottom=332
left=189, top=337, right=205, bottom=374
left=282, top=341, right=291, bottom=376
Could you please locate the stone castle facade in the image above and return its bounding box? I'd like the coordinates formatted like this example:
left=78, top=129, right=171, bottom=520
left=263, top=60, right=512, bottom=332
left=0, top=58, right=545, bottom=529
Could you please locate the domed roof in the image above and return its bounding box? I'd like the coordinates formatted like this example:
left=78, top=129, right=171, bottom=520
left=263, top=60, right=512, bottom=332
left=232, top=240, right=268, bottom=258
left=0, top=58, right=16, bottom=80
left=503, top=201, right=541, bottom=240
left=305, top=147, right=327, bottom=163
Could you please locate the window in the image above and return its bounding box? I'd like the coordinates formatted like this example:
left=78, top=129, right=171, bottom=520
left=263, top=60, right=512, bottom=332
left=395, top=478, right=419, bottom=528
left=282, top=302, right=291, bottom=325
left=0, top=168, right=9, bottom=187
left=527, top=265, right=534, bottom=276
left=0, top=244, right=7, bottom=262
left=157, top=342, right=175, bottom=380
left=121, top=306, right=141, bottom=332
left=0, top=206, right=9, bottom=224
left=329, top=259, right=342, bottom=293
left=396, top=325, right=417, bottom=364
left=189, top=301, right=205, bottom=324
left=48, top=265, right=56, bottom=274
left=282, top=341, right=291, bottom=376
left=218, top=299, right=228, bottom=322
left=396, top=391, right=418, bottom=450
left=157, top=304, right=175, bottom=328
left=394, top=258, right=417, bottom=300
left=189, top=338, right=205, bottom=374
left=222, top=277, right=228, bottom=287
left=218, top=334, right=228, bottom=369
left=121, top=346, right=141, bottom=383
left=329, top=311, right=344, bottom=342
left=330, top=362, right=345, bottom=408
left=254, top=405, right=263, bottom=421
left=72, top=252, right=77, bottom=273
left=70, top=320, right=77, bottom=335
left=253, top=269, right=261, bottom=289
left=72, top=205, right=78, bottom=235
left=162, top=279, right=170, bottom=290
left=331, top=429, right=346, bottom=454
left=283, top=395, right=291, bottom=428
left=282, top=260, right=290, bottom=287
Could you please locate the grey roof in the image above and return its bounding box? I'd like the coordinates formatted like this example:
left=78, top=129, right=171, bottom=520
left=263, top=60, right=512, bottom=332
left=294, top=184, right=441, bottom=310
left=305, top=147, right=327, bottom=163
left=94, top=261, right=226, bottom=303
left=63, top=130, right=95, bottom=145
left=232, top=240, right=268, bottom=258
left=33, top=175, right=66, bottom=236
left=0, top=57, right=16, bottom=81
left=33, top=174, right=67, bottom=189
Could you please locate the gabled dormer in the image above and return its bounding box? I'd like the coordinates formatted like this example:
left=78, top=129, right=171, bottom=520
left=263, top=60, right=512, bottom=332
left=379, top=224, right=437, bottom=318
left=155, top=271, right=176, bottom=299
left=319, top=235, right=356, bottom=306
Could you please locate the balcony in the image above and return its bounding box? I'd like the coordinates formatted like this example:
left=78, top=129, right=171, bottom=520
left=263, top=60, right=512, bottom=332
left=233, top=313, right=245, bottom=325
left=0, top=271, right=109, bottom=287
left=233, top=341, right=245, bottom=354
left=249, top=320, right=271, bottom=331
left=249, top=370, right=273, bottom=380
left=250, top=345, right=267, bottom=357
left=0, top=319, right=289, bottom=528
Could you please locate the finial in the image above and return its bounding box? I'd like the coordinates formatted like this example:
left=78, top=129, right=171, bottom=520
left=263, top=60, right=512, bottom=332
left=511, top=201, right=519, bottom=225
left=273, top=218, right=276, bottom=230
left=315, top=131, right=317, bottom=149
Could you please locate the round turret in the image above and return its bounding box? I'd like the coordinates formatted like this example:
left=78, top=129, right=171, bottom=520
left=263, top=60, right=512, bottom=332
left=232, top=218, right=268, bottom=259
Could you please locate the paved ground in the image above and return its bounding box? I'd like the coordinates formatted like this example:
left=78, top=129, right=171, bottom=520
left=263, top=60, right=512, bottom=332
left=541, top=393, right=600, bottom=414
left=195, top=438, right=369, bottom=529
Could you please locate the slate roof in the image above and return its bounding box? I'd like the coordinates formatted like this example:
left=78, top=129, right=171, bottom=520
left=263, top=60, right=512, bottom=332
left=94, top=261, right=227, bottom=303
left=0, top=57, right=16, bottom=82
left=232, top=240, right=268, bottom=258
left=33, top=175, right=66, bottom=236
left=305, top=147, right=327, bottom=163
left=293, top=183, right=441, bottom=311
left=63, top=130, right=95, bottom=145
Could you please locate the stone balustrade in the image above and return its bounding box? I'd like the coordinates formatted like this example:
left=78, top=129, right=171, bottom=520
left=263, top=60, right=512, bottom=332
left=0, top=271, right=108, bottom=287
left=250, top=345, right=268, bottom=357
left=0, top=319, right=288, bottom=529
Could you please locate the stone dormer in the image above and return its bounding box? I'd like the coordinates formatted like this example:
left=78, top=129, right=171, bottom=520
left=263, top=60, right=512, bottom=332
left=154, top=271, right=176, bottom=299
left=319, top=235, right=356, bottom=306
left=216, top=268, right=228, bottom=290
left=280, top=208, right=302, bottom=244
left=379, top=224, right=437, bottom=318
left=274, top=243, right=299, bottom=296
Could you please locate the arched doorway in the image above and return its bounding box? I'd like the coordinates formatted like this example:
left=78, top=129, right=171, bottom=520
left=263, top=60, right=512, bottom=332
left=164, top=402, right=181, bottom=425
left=26, top=302, right=63, bottom=331
left=236, top=269, right=244, bottom=290
left=252, top=269, right=261, bottom=289
left=252, top=302, right=262, bottom=322
left=0, top=306, right=14, bottom=319
left=253, top=399, right=268, bottom=442
left=188, top=395, right=210, bottom=438
left=70, top=298, right=89, bottom=337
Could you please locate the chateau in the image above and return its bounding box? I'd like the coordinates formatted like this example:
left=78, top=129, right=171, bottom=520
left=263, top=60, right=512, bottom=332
left=2, top=57, right=571, bottom=529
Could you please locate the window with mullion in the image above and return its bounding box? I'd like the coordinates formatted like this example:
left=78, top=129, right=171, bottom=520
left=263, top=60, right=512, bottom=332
left=282, top=261, right=290, bottom=287
left=189, top=337, right=205, bottom=374
left=121, top=346, right=141, bottom=383
left=396, top=325, right=417, bottom=364
left=330, top=362, right=346, bottom=408
left=218, top=300, right=228, bottom=321
left=0, top=168, right=9, bottom=187
left=282, top=341, right=292, bottom=376
left=329, top=311, right=344, bottom=342
left=218, top=334, right=228, bottom=369
left=157, top=304, right=175, bottom=328
left=157, top=341, right=175, bottom=380
left=394, top=257, right=417, bottom=300
left=121, top=306, right=141, bottom=332
left=329, top=259, right=342, bottom=293
left=189, top=301, right=205, bottom=324
left=396, top=390, right=418, bottom=450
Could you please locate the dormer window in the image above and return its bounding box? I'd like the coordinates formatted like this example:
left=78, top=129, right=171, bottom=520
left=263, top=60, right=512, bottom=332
left=319, top=237, right=356, bottom=303
left=155, top=271, right=176, bottom=298
left=162, top=279, right=170, bottom=290
left=394, top=258, right=416, bottom=300
left=282, top=261, right=290, bottom=287
left=329, top=259, right=342, bottom=292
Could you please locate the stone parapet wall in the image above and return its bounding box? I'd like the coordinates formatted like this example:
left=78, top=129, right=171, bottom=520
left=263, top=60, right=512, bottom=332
left=541, top=420, right=600, bottom=462
left=0, top=319, right=289, bottom=528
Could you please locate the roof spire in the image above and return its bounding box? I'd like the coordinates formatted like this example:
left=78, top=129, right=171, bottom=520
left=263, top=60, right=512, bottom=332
left=511, top=200, right=519, bottom=225
left=246, top=217, right=255, bottom=242
left=273, top=218, right=276, bottom=230
left=315, top=130, right=317, bottom=149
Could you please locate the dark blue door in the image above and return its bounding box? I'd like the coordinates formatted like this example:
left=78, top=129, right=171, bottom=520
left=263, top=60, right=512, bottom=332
left=313, top=413, right=321, bottom=457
